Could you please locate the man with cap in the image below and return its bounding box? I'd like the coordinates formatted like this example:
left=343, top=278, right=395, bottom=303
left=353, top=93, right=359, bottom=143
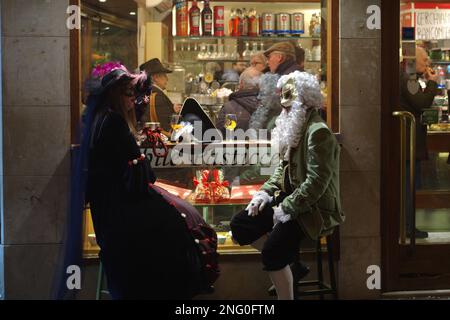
left=249, top=42, right=303, bottom=134
left=264, top=42, right=302, bottom=76
left=139, top=58, right=181, bottom=136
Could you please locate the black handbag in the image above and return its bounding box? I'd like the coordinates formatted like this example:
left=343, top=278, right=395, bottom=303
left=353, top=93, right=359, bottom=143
left=123, top=150, right=156, bottom=197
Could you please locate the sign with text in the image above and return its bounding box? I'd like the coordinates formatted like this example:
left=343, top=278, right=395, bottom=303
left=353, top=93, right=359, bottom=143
left=416, top=10, right=450, bottom=40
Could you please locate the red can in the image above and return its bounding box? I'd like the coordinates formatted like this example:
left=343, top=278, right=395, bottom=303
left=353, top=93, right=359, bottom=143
left=214, top=6, right=225, bottom=36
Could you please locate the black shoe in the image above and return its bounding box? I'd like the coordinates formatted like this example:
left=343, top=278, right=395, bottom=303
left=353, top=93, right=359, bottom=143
left=407, top=228, right=429, bottom=239
left=267, top=262, right=310, bottom=296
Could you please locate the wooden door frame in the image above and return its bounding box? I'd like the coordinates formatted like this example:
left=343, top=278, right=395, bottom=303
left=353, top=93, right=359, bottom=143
left=381, top=0, right=450, bottom=292
left=70, top=0, right=81, bottom=146
left=381, top=0, right=401, bottom=293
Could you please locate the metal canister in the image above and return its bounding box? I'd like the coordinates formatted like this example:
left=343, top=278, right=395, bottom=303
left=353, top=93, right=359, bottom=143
left=291, top=12, right=305, bottom=35
left=261, top=13, right=275, bottom=36
left=214, top=6, right=225, bottom=37
left=276, top=13, right=290, bottom=36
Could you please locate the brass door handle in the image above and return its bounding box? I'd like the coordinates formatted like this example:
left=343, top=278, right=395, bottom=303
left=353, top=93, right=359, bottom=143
left=392, top=111, right=416, bottom=248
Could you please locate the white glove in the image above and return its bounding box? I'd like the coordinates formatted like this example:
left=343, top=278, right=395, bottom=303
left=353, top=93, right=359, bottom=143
left=246, top=191, right=273, bottom=217
left=273, top=206, right=292, bottom=225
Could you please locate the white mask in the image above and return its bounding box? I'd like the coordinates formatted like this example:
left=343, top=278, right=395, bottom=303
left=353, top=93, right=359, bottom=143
left=280, top=78, right=299, bottom=108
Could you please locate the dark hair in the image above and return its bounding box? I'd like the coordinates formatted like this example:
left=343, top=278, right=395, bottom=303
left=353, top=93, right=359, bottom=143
left=294, top=45, right=305, bottom=65
left=104, top=78, right=138, bottom=136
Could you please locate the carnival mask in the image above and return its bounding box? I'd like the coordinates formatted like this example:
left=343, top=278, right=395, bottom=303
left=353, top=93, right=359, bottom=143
left=280, top=77, right=299, bottom=108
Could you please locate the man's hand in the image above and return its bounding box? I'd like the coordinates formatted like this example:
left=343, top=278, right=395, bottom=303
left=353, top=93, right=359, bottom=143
left=246, top=191, right=273, bottom=217
left=273, top=206, right=291, bottom=225
left=425, top=68, right=439, bottom=83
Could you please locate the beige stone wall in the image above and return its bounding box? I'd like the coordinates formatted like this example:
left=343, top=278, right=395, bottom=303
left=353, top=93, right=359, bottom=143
left=1, top=0, right=70, bottom=299
left=338, top=0, right=382, bottom=299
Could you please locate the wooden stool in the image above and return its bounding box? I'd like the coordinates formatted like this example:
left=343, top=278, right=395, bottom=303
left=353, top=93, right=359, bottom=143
left=295, top=235, right=337, bottom=300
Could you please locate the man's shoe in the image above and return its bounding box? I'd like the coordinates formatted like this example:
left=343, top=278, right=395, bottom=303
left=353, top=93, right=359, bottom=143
left=407, top=228, right=429, bottom=239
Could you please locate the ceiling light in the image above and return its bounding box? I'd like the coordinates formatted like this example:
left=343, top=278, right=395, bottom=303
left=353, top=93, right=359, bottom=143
left=99, top=0, right=107, bottom=3
left=129, top=11, right=136, bottom=16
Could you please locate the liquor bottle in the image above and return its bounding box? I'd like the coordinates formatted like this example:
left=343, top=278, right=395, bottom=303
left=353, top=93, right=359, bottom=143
left=229, top=8, right=236, bottom=36
left=236, top=9, right=243, bottom=37
left=241, top=8, right=249, bottom=36
left=175, top=0, right=188, bottom=36
left=189, top=0, right=201, bottom=36
left=248, top=8, right=259, bottom=37
left=201, top=0, right=213, bottom=36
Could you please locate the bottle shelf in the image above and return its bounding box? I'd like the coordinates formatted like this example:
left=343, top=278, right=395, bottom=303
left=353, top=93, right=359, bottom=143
left=174, top=35, right=320, bottom=41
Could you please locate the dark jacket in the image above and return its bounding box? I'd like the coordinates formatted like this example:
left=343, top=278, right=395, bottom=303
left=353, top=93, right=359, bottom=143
left=217, top=88, right=259, bottom=134
left=399, top=72, right=439, bottom=160
left=275, top=58, right=302, bottom=76
left=140, top=85, right=173, bottom=133
left=87, top=110, right=201, bottom=299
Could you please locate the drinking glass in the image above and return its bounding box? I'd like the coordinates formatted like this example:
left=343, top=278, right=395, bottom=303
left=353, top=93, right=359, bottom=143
left=170, top=114, right=183, bottom=131
left=224, top=114, right=237, bottom=141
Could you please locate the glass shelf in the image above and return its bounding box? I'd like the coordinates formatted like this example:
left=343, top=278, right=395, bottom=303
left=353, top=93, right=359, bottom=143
left=188, top=200, right=249, bottom=207
left=174, top=35, right=320, bottom=42
left=176, top=59, right=322, bottom=63
left=431, top=61, right=450, bottom=64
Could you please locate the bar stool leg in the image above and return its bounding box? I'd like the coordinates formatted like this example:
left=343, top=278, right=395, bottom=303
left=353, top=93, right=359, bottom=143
left=96, top=262, right=104, bottom=301
left=316, top=238, right=324, bottom=300
left=327, top=236, right=338, bottom=300
left=292, top=251, right=300, bottom=300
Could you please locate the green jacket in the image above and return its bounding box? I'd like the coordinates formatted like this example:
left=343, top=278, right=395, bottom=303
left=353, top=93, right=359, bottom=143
left=260, top=109, right=345, bottom=240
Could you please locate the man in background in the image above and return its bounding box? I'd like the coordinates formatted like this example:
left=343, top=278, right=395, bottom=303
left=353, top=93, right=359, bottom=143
left=222, top=61, right=248, bottom=82
left=400, top=46, right=439, bottom=239
left=139, top=58, right=181, bottom=135
left=217, top=66, right=262, bottom=134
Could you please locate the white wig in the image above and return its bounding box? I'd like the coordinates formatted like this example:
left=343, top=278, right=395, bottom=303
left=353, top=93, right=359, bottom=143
left=272, top=71, right=322, bottom=160
left=276, top=71, right=322, bottom=109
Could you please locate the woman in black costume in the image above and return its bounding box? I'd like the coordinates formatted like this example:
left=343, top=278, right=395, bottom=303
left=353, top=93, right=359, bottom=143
left=83, top=67, right=203, bottom=299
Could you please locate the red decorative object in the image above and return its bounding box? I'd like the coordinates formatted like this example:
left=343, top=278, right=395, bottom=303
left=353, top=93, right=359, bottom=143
left=210, top=169, right=230, bottom=203
left=142, top=127, right=168, bottom=158
left=193, top=170, right=212, bottom=203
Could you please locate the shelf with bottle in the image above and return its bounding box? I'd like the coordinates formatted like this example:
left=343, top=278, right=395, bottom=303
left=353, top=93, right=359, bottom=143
left=174, top=1, right=321, bottom=39
left=173, top=35, right=320, bottom=41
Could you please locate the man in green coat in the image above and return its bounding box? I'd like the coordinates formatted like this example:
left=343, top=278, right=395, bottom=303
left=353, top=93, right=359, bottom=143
left=231, top=71, right=345, bottom=300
